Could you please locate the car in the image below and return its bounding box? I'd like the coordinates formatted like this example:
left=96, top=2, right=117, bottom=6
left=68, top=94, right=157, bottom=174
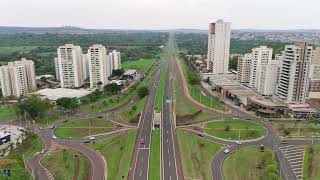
left=281, top=140, right=288, bottom=144
left=140, top=139, right=145, bottom=144
left=89, top=136, right=96, bottom=140
left=83, top=140, right=90, bottom=144
left=40, top=149, right=45, bottom=154
left=198, top=134, right=204, bottom=137
left=49, top=126, right=55, bottom=130
left=38, top=127, right=43, bottom=130
left=52, top=135, right=57, bottom=139
left=63, top=120, right=69, bottom=123
left=98, top=116, right=103, bottom=119
left=235, top=141, right=242, bottom=145
left=223, top=149, right=230, bottom=154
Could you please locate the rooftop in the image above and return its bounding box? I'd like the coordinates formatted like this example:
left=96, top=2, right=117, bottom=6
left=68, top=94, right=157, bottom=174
left=35, top=88, right=92, bottom=101
left=123, top=69, right=137, bottom=76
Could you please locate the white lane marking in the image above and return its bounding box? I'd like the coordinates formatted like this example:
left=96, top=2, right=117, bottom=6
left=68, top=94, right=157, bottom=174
left=169, top=160, right=171, bottom=167
left=142, top=156, right=144, bottom=163
left=167, top=138, right=169, bottom=143
left=167, top=149, right=169, bottom=154
left=167, top=130, right=169, bottom=134
left=140, top=170, right=142, bottom=176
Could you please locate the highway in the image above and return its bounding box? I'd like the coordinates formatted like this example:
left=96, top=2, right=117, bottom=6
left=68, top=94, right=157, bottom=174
left=131, top=63, right=164, bottom=180
left=161, top=57, right=180, bottom=180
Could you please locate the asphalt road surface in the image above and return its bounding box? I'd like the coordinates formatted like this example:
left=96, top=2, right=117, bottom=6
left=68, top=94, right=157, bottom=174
left=132, top=63, right=163, bottom=180
left=161, top=59, right=179, bottom=180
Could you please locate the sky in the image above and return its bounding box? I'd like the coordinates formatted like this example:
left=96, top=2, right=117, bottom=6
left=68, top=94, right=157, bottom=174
left=0, top=0, right=319, bottom=30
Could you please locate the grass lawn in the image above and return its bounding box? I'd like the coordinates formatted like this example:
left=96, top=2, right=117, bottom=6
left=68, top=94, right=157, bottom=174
left=155, top=63, right=168, bottom=112
left=303, top=145, right=320, bottom=180
left=177, top=129, right=224, bottom=180
left=82, top=60, right=160, bottom=114
left=89, top=130, right=137, bottom=180
left=41, top=149, right=90, bottom=180
left=223, top=147, right=279, bottom=180
left=0, top=133, right=43, bottom=179
left=204, top=119, right=266, bottom=141
left=54, top=119, right=114, bottom=140
left=0, top=106, right=16, bottom=120
left=114, top=96, right=146, bottom=123
left=274, top=122, right=320, bottom=138
left=37, top=114, right=64, bottom=127
left=150, top=129, right=160, bottom=180
left=122, top=59, right=153, bottom=70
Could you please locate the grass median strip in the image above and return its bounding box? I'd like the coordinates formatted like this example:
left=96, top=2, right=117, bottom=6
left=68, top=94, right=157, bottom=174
left=204, top=119, right=266, bottom=141
left=89, top=130, right=137, bottom=180
left=177, top=129, right=224, bottom=180
left=303, top=145, right=320, bottom=180
left=150, top=129, right=160, bottom=180
left=155, top=64, right=168, bottom=112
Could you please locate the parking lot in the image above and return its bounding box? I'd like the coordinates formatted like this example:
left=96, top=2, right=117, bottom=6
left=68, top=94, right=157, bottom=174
left=279, top=145, right=304, bottom=180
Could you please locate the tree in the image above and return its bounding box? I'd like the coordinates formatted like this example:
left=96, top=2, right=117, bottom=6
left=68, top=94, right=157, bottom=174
left=224, top=125, right=231, bottom=131
left=14, top=95, right=53, bottom=122
left=138, top=87, right=149, bottom=98
left=284, top=128, right=291, bottom=136
left=112, top=69, right=125, bottom=77
left=56, top=97, right=79, bottom=113
left=104, top=83, right=122, bottom=95
left=97, top=81, right=103, bottom=89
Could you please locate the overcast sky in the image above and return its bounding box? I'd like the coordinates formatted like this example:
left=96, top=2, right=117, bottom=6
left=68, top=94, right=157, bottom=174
left=1, top=0, right=319, bottom=30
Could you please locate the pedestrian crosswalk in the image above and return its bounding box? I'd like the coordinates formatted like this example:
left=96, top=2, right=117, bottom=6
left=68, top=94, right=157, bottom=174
left=279, top=145, right=304, bottom=180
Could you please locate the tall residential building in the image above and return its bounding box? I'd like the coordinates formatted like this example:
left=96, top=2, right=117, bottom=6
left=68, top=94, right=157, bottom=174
left=57, top=44, right=84, bottom=88
left=309, top=47, right=320, bottom=93
left=82, top=53, right=89, bottom=80
left=88, top=44, right=109, bottom=88
left=249, top=46, right=273, bottom=93
left=0, top=58, right=36, bottom=97
left=206, top=19, right=231, bottom=74
left=54, top=57, right=60, bottom=81
left=276, top=42, right=313, bottom=104
left=259, top=59, right=281, bottom=96
left=237, top=54, right=252, bottom=85
left=109, top=50, right=121, bottom=71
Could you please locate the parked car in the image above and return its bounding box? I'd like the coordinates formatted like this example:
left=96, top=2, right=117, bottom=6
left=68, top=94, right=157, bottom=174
left=83, top=140, right=90, bottom=144
left=89, top=136, right=96, bottom=140
left=52, top=135, right=57, bottom=139
left=235, top=141, right=242, bottom=145
left=140, top=139, right=145, bottom=144
left=63, top=120, right=69, bottom=123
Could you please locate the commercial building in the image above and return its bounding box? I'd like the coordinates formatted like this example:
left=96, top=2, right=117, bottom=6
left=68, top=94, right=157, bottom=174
left=35, top=88, right=91, bottom=101
left=0, top=58, right=36, bottom=97
left=57, top=44, right=84, bottom=88
left=206, top=19, right=231, bottom=74
left=276, top=42, right=312, bottom=104
left=249, top=46, right=273, bottom=93
left=88, top=44, right=110, bottom=88
left=237, top=54, right=252, bottom=85
left=109, top=50, right=121, bottom=71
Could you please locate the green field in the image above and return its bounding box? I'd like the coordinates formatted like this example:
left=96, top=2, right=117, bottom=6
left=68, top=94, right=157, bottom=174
left=0, top=106, right=16, bottom=120
left=122, top=59, right=153, bottom=70
left=150, top=129, right=160, bottom=180
left=303, top=145, right=320, bottom=180
left=89, top=130, right=137, bottom=180
left=223, top=147, right=279, bottom=180
left=155, top=64, right=168, bottom=112
left=114, top=96, right=147, bottom=123
left=54, top=119, right=114, bottom=140
left=177, top=129, right=224, bottom=180
left=204, top=119, right=266, bottom=140
left=41, top=149, right=90, bottom=180
left=0, top=133, right=43, bottom=179
left=82, top=60, right=160, bottom=114
left=274, top=122, right=320, bottom=138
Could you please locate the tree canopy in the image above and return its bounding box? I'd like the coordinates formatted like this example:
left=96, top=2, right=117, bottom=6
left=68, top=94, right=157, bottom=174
left=56, top=97, right=79, bottom=112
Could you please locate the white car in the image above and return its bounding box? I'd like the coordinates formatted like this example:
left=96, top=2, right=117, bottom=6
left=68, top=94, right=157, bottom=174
left=224, top=149, right=230, bottom=154
left=52, top=135, right=57, bottom=139
left=89, top=136, right=96, bottom=140
left=235, top=141, right=242, bottom=145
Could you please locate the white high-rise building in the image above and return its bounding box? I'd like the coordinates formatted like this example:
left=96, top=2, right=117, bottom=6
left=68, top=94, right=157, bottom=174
left=259, top=59, right=281, bottom=96
left=57, top=44, right=84, bottom=88
left=308, top=47, right=320, bottom=93
left=206, top=19, right=231, bottom=74
left=276, top=42, right=312, bottom=104
left=54, top=57, right=60, bottom=81
left=249, top=46, right=273, bottom=93
left=109, top=50, right=121, bottom=71
left=0, top=58, right=36, bottom=97
left=88, top=44, right=109, bottom=88
left=237, top=54, right=252, bottom=85
left=82, top=53, right=90, bottom=80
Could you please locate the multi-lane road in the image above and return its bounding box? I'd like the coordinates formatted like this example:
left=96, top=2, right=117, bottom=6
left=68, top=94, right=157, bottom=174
left=131, top=63, right=164, bottom=180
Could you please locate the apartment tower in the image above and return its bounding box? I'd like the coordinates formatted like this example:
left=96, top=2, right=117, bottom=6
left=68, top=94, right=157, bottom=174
left=276, top=42, right=312, bottom=104
left=57, top=44, right=84, bottom=88
left=237, top=54, right=252, bottom=85
left=206, top=19, right=231, bottom=74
